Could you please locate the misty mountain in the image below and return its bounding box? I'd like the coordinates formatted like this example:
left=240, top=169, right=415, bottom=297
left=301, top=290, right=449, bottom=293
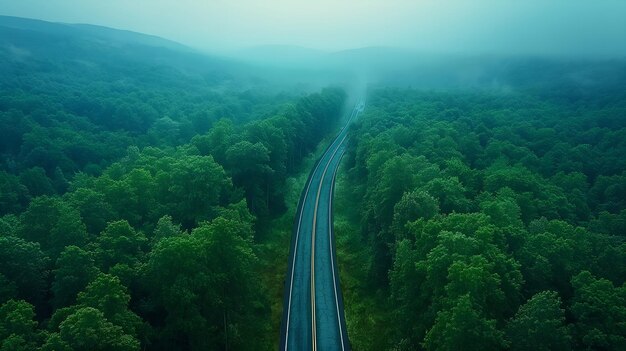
left=229, top=43, right=626, bottom=93
left=0, top=16, right=251, bottom=90
left=3, top=15, right=625, bottom=96
left=0, top=16, right=365, bottom=92
left=0, top=15, right=190, bottom=51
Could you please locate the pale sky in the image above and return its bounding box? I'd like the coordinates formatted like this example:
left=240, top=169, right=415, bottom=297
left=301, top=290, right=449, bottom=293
left=1, top=0, right=625, bottom=57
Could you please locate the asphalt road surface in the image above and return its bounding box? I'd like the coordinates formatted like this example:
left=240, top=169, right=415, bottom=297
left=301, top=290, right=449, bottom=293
left=280, top=98, right=364, bottom=351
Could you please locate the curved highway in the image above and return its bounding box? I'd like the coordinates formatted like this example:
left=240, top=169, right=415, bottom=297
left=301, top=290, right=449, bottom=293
left=280, top=98, right=364, bottom=351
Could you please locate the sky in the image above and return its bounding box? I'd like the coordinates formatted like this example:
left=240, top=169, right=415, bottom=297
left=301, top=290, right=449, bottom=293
left=1, top=0, right=625, bottom=57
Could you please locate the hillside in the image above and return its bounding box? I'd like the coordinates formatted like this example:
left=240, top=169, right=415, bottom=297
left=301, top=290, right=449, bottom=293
left=0, top=16, right=251, bottom=89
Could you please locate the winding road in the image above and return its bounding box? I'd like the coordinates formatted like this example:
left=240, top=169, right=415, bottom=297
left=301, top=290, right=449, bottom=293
left=280, top=98, right=364, bottom=351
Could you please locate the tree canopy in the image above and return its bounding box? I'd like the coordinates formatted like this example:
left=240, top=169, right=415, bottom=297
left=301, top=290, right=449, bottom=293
left=340, top=86, right=626, bottom=350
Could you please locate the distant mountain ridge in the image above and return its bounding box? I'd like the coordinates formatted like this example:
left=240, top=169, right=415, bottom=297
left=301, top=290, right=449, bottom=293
left=0, top=15, right=256, bottom=91
left=2, top=15, right=624, bottom=92
left=0, top=16, right=354, bottom=91
left=0, top=15, right=192, bottom=52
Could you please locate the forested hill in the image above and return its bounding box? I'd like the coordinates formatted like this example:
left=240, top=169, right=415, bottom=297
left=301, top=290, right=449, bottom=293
left=0, top=16, right=347, bottom=350
left=0, top=14, right=312, bottom=196
left=0, top=16, right=189, bottom=50
left=0, top=15, right=241, bottom=86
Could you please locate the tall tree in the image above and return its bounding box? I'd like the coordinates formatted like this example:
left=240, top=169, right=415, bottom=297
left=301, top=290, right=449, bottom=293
left=570, top=271, right=626, bottom=350
left=17, top=196, right=87, bottom=258
left=76, top=273, right=142, bottom=337
left=423, top=295, right=507, bottom=351
left=52, top=246, right=99, bottom=308
left=95, top=220, right=146, bottom=272
left=57, top=307, right=139, bottom=351
left=0, top=299, right=40, bottom=350
left=0, top=237, right=48, bottom=306
left=505, top=291, right=571, bottom=351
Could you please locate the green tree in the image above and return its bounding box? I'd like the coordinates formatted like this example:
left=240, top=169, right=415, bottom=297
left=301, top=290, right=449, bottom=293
left=244, top=118, right=288, bottom=177
left=505, top=291, right=571, bottom=351
left=389, top=240, right=426, bottom=347
left=150, top=215, right=183, bottom=245
left=17, top=196, right=87, bottom=258
left=225, top=140, right=274, bottom=215
left=145, top=216, right=268, bottom=350
left=518, top=219, right=586, bottom=295
left=479, top=188, right=523, bottom=228
left=58, top=307, right=139, bottom=351
left=121, top=168, right=157, bottom=226
left=0, top=172, right=29, bottom=215
left=191, top=118, right=235, bottom=162
left=423, top=295, right=508, bottom=351
left=445, top=255, right=506, bottom=316
left=52, top=246, right=99, bottom=308
left=40, top=334, right=71, bottom=351
left=195, top=217, right=268, bottom=349
left=95, top=220, right=146, bottom=271
left=18, top=167, right=54, bottom=197
left=391, top=190, right=439, bottom=241
left=0, top=335, right=31, bottom=351
left=155, top=155, right=232, bottom=228
left=570, top=271, right=626, bottom=350
left=363, top=153, right=423, bottom=284
left=422, top=176, right=471, bottom=214
left=0, top=215, right=18, bottom=238
left=367, top=154, right=420, bottom=225
left=0, top=237, right=48, bottom=305
left=65, top=188, right=115, bottom=235
left=0, top=300, right=39, bottom=350
left=77, top=273, right=142, bottom=337
left=145, top=235, right=212, bottom=349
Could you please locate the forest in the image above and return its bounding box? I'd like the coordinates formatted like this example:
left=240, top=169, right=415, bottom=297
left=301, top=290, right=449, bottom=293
left=0, top=77, right=345, bottom=350
left=0, top=16, right=348, bottom=350
left=2, top=10, right=626, bottom=351
left=336, top=83, right=626, bottom=350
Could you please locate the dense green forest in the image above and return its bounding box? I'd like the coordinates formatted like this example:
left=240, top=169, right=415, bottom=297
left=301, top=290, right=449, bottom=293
left=0, top=78, right=345, bottom=349
left=337, top=85, right=626, bottom=350
left=2, top=14, right=626, bottom=351
left=0, top=17, right=348, bottom=351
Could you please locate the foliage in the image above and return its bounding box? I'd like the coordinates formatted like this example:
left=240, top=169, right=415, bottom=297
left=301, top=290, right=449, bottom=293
left=0, top=22, right=346, bottom=349
left=342, top=86, right=626, bottom=350
left=0, top=47, right=345, bottom=350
